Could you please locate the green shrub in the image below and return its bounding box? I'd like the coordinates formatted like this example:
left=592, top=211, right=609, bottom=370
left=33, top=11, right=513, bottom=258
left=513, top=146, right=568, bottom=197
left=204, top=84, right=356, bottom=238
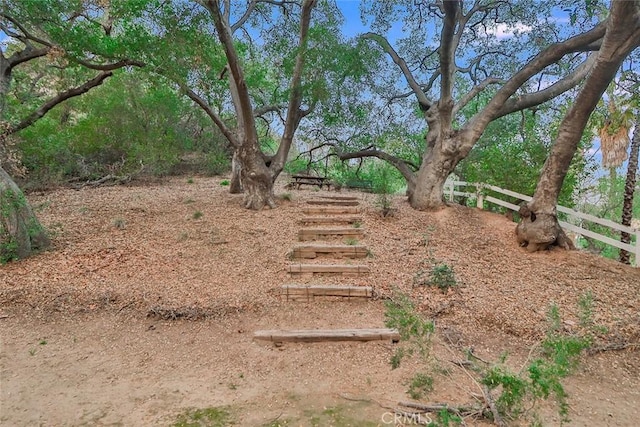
left=414, top=260, right=458, bottom=292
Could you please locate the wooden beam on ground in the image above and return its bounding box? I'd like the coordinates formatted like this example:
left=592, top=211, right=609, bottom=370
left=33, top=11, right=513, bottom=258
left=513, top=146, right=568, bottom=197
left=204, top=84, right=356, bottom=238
left=254, top=328, right=400, bottom=343
left=291, top=244, right=368, bottom=259
left=307, top=200, right=360, bottom=206
left=280, top=285, right=373, bottom=301
left=298, top=227, right=365, bottom=241
left=319, top=196, right=359, bottom=201
left=298, top=216, right=363, bottom=226
left=287, top=263, right=370, bottom=276
left=302, top=206, right=361, bottom=215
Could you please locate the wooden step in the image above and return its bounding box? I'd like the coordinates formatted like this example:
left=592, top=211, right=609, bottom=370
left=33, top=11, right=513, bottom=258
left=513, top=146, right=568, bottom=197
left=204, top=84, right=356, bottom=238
left=298, top=227, right=365, bottom=241
left=254, top=328, right=400, bottom=343
left=302, top=206, right=361, bottom=215
left=319, top=196, right=359, bottom=201
left=298, top=216, right=363, bottom=226
left=287, top=263, right=370, bottom=276
left=280, top=285, right=373, bottom=301
left=291, top=244, right=368, bottom=259
left=307, top=200, right=360, bottom=206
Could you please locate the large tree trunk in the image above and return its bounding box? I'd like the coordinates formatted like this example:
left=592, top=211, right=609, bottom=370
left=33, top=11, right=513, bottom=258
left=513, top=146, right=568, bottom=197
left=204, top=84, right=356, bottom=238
left=409, top=152, right=458, bottom=210
left=619, top=123, right=639, bottom=264
left=518, top=0, right=640, bottom=252
left=0, top=166, right=50, bottom=261
left=409, top=130, right=464, bottom=210
left=237, top=144, right=276, bottom=210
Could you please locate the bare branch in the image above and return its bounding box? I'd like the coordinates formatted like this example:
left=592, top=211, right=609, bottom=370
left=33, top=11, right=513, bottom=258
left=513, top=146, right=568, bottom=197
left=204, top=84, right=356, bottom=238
left=253, top=104, right=282, bottom=117
left=494, top=53, right=598, bottom=119
left=179, top=84, right=240, bottom=148
left=453, top=77, right=505, bottom=115
left=231, top=0, right=258, bottom=33
left=464, top=19, right=608, bottom=144
left=362, top=32, right=433, bottom=110
left=0, top=13, right=53, bottom=47
left=7, top=71, right=113, bottom=135
left=73, top=58, right=145, bottom=71
left=6, top=46, right=50, bottom=69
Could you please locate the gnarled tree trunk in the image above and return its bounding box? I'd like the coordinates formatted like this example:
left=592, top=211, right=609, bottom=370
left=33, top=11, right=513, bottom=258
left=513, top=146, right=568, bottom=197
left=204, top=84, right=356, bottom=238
left=236, top=144, right=276, bottom=209
left=0, top=166, right=50, bottom=261
left=518, top=0, right=640, bottom=252
left=410, top=131, right=465, bottom=210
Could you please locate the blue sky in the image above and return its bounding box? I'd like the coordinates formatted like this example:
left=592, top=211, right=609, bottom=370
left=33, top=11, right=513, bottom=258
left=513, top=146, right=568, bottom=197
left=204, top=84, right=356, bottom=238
left=337, top=1, right=367, bottom=36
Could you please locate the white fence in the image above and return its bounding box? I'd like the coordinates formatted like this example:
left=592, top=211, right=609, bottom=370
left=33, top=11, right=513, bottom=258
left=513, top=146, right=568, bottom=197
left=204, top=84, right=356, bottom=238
left=444, top=180, right=640, bottom=267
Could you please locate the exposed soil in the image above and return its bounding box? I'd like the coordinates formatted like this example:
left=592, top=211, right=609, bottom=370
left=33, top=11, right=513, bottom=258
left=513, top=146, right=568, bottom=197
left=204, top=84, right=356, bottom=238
left=1, top=176, right=639, bottom=426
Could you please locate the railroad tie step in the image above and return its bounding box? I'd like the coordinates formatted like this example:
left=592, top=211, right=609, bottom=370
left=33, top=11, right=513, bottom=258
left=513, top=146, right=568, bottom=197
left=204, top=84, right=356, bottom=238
left=306, top=200, right=360, bottom=206
left=254, top=328, right=400, bottom=343
left=298, top=227, right=365, bottom=241
left=318, top=196, right=359, bottom=201
left=298, top=216, right=363, bottom=226
left=302, top=206, right=361, bottom=215
left=291, top=244, right=368, bottom=259
left=280, top=284, right=373, bottom=301
left=287, top=263, right=370, bottom=276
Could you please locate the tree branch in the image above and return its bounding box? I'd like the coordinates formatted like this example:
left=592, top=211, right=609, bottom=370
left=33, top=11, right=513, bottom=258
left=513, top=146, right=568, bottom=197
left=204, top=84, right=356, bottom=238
left=493, top=53, right=598, bottom=119
left=463, top=19, right=608, bottom=147
left=362, top=32, right=433, bottom=110
left=6, top=46, right=50, bottom=69
left=231, top=0, right=258, bottom=33
left=253, top=104, right=282, bottom=117
left=272, top=0, right=317, bottom=172
left=439, top=0, right=461, bottom=115
left=0, top=13, right=53, bottom=47
left=204, top=0, right=258, bottom=145
left=179, top=84, right=240, bottom=148
left=306, top=139, right=418, bottom=187
left=7, top=71, right=113, bottom=136
left=73, top=58, right=145, bottom=71
left=453, top=77, right=505, bottom=115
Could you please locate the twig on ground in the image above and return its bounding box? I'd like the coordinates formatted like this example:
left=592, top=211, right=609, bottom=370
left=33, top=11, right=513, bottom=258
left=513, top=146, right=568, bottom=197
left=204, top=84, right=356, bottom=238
left=116, top=301, right=135, bottom=314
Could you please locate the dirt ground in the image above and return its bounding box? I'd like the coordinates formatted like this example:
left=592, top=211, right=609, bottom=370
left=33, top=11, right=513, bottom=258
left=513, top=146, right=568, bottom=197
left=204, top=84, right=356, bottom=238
left=1, top=175, right=639, bottom=426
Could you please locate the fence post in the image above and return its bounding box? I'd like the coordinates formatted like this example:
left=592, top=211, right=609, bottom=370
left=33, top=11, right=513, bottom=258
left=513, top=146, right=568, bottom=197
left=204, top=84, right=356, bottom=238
left=476, top=184, right=484, bottom=210
left=447, top=181, right=454, bottom=201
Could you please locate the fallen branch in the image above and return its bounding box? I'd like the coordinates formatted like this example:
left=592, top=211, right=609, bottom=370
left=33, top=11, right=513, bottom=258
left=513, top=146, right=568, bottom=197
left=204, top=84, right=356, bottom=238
left=483, top=385, right=506, bottom=427
left=72, top=174, right=132, bottom=189
left=588, top=342, right=640, bottom=354
left=398, top=400, right=476, bottom=418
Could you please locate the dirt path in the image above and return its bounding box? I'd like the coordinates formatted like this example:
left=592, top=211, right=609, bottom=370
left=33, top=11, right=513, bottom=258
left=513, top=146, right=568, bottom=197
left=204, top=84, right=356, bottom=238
left=1, top=176, right=639, bottom=426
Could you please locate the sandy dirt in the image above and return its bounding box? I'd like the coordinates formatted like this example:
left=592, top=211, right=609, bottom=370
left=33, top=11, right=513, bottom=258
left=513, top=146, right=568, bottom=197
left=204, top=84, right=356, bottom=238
left=1, top=175, right=639, bottom=426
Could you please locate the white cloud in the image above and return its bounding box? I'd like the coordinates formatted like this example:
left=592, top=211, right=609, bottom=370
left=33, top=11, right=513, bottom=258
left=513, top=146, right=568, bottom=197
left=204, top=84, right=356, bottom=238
left=485, top=22, right=533, bottom=40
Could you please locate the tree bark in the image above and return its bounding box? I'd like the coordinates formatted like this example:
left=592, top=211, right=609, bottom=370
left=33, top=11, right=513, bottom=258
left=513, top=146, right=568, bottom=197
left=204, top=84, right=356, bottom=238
left=519, top=0, right=640, bottom=252
left=237, top=143, right=276, bottom=209
left=409, top=134, right=464, bottom=210
left=229, top=150, right=243, bottom=194
left=620, top=123, right=639, bottom=264
left=0, top=166, right=50, bottom=261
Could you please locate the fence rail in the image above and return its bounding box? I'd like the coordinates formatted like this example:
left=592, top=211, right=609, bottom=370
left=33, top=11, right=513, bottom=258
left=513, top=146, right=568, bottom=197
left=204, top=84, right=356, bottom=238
left=444, top=180, right=639, bottom=267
